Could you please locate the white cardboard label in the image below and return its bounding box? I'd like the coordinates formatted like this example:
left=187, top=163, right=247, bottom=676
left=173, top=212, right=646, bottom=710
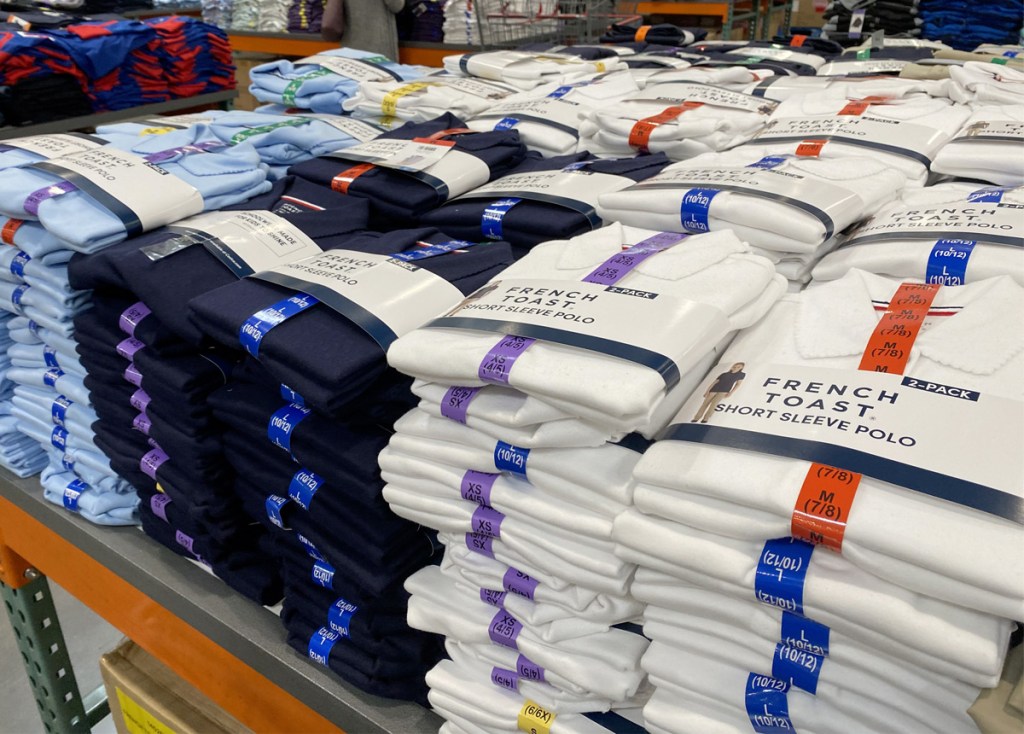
left=38, top=147, right=202, bottom=233
left=753, top=115, right=950, bottom=164
left=844, top=202, right=1024, bottom=247
left=252, top=250, right=464, bottom=348
left=472, top=97, right=584, bottom=133
left=140, top=112, right=219, bottom=128
left=952, top=120, right=1024, bottom=143
left=436, top=76, right=518, bottom=98
left=159, top=211, right=322, bottom=277
left=427, top=277, right=730, bottom=388
left=628, top=54, right=692, bottom=68
left=818, top=59, right=908, bottom=75
left=635, top=81, right=778, bottom=113
left=628, top=165, right=864, bottom=238
left=665, top=363, right=1024, bottom=520
left=3, top=134, right=105, bottom=158
left=329, top=137, right=452, bottom=172
left=295, top=54, right=396, bottom=82
left=296, top=114, right=385, bottom=142
left=459, top=169, right=634, bottom=224
left=727, top=46, right=825, bottom=68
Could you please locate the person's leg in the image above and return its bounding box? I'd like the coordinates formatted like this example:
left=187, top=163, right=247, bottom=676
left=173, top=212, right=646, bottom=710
left=698, top=392, right=727, bottom=423
left=691, top=392, right=720, bottom=423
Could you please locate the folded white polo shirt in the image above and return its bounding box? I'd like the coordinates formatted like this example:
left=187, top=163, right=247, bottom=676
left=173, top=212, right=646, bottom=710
left=635, top=67, right=775, bottom=91
left=577, top=80, right=776, bottom=160
left=406, top=566, right=649, bottom=701
left=742, top=74, right=948, bottom=102
left=946, top=62, right=1024, bottom=105
left=466, top=72, right=641, bottom=157
left=932, top=104, right=1024, bottom=186
left=813, top=185, right=1024, bottom=284
left=631, top=572, right=981, bottom=703
left=387, top=225, right=785, bottom=429
left=443, top=51, right=624, bottom=90
left=612, top=509, right=1013, bottom=685
left=342, top=76, right=520, bottom=122
left=632, top=271, right=1024, bottom=619
left=741, top=92, right=971, bottom=186
left=599, top=150, right=905, bottom=253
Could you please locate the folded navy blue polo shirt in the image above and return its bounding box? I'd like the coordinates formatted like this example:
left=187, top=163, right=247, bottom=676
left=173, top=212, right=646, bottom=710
left=419, top=152, right=672, bottom=255
left=600, top=22, right=706, bottom=46
left=190, top=229, right=515, bottom=416
left=696, top=52, right=819, bottom=76
left=771, top=34, right=845, bottom=55
left=68, top=177, right=372, bottom=346
left=139, top=505, right=284, bottom=606
left=289, top=113, right=528, bottom=229
left=136, top=485, right=253, bottom=547
left=74, top=301, right=195, bottom=359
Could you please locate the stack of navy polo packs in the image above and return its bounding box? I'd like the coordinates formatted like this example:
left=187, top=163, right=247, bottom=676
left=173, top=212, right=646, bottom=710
left=289, top=113, right=528, bottom=230
left=185, top=225, right=516, bottom=700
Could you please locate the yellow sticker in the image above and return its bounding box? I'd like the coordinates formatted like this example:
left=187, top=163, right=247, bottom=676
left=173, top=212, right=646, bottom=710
left=594, top=61, right=606, bottom=72
left=140, top=127, right=175, bottom=135
left=155, top=482, right=165, bottom=493
left=517, top=700, right=556, bottom=734
left=381, top=82, right=435, bottom=116
left=115, top=687, right=178, bottom=734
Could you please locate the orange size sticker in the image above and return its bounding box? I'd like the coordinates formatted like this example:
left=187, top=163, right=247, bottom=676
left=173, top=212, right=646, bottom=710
left=331, top=163, right=374, bottom=194
left=790, top=34, right=808, bottom=47
left=838, top=95, right=894, bottom=116
left=796, top=139, right=827, bottom=157
left=634, top=25, right=652, bottom=42
left=1, top=218, right=23, bottom=246
left=859, top=281, right=941, bottom=374
left=791, top=463, right=863, bottom=551
left=628, top=102, right=704, bottom=153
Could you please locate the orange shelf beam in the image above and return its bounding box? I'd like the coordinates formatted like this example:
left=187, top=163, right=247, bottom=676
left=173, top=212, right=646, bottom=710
left=634, top=1, right=731, bottom=18
left=0, top=496, right=343, bottom=734
left=227, top=33, right=470, bottom=67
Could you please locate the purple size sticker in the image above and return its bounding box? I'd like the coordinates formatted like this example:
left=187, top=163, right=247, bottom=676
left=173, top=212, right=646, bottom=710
left=460, top=470, right=498, bottom=506
left=516, top=655, right=546, bottom=683
left=491, top=667, right=519, bottom=691
left=24, top=180, right=76, bottom=216
left=130, top=388, right=151, bottom=413
left=488, top=610, right=523, bottom=649
left=139, top=448, right=169, bottom=480
left=175, top=530, right=195, bottom=554
left=479, top=335, right=536, bottom=385
left=150, top=493, right=172, bottom=521
left=133, top=412, right=152, bottom=435
left=124, top=362, right=144, bottom=387
left=119, top=301, right=152, bottom=337
left=466, top=532, right=495, bottom=558
left=582, top=232, right=687, bottom=285
left=503, top=568, right=539, bottom=600
left=480, top=588, right=507, bottom=608
left=116, top=337, right=146, bottom=361
left=471, top=505, right=504, bottom=537
left=440, top=385, right=481, bottom=423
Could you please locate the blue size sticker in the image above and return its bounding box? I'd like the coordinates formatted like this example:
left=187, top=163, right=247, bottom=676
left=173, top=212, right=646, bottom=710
left=328, top=598, right=359, bottom=638
left=312, top=559, right=336, bottom=589
left=28, top=319, right=39, bottom=335
left=288, top=468, right=324, bottom=510
left=265, top=494, right=290, bottom=529
left=547, top=85, right=575, bottom=98
left=481, top=198, right=522, bottom=241
left=51, top=425, right=68, bottom=451
left=297, top=533, right=324, bottom=561
left=745, top=673, right=794, bottom=734
left=494, top=117, right=520, bottom=131
left=10, top=250, right=30, bottom=278
left=1004, top=51, right=1021, bottom=57
left=280, top=384, right=304, bottom=405
left=43, top=346, right=59, bottom=369
left=748, top=155, right=790, bottom=170
left=772, top=642, right=824, bottom=694
left=680, top=188, right=720, bottom=233
left=63, top=478, right=87, bottom=511
left=966, top=187, right=1005, bottom=203
left=51, top=395, right=72, bottom=427
left=267, top=403, right=312, bottom=453
left=780, top=611, right=830, bottom=656
left=61, top=454, right=75, bottom=472
left=754, top=537, right=815, bottom=615
left=308, top=627, right=339, bottom=665
left=43, top=368, right=64, bottom=387
left=927, top=239, right=976, bottom=285
left=239, top=293, right=319, bottom=357
left=11, top=283, right=28, bottom=313
left=494, top=440, right=529, bottom=477
left=390, top=239, right=480, bottom=262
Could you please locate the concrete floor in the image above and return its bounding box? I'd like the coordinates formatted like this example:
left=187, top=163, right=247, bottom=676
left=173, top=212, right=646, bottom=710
left=1, top=580, right=121, bottom=734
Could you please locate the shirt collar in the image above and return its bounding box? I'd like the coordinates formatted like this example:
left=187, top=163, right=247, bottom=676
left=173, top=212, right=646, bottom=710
left=796, top=269, right=1024, bottom=375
